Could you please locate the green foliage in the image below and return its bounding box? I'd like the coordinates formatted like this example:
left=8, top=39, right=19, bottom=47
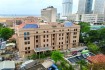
left=78, top=22, right=90, bottom=33
left=0, top=28, right=14, bottom=40
left=51, top=51, right=63, bottom=62
left=77, top=60, right=88, bottom=70
left=88, top=43, right=99, bottom=54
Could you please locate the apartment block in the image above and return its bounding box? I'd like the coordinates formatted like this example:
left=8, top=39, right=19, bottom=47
left=41, top=6, right=57, bottom=22
left=16, top=22, right=80, bottom=58
left=67, top=14, right=104, bottom=25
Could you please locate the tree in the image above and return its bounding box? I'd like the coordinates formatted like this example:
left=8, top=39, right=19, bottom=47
left=86, top=30, right=99, bottom=43
left=77, top=60, right=88, bottom=70
left=78, top=22, right=90, bottom=43
left=0, top=28, right=14, bottom=40
left=88, top=43, right=99, bottom=54
left=78, top=22, right=90, bottom=33
left=51, top=51, right=63, bottom=62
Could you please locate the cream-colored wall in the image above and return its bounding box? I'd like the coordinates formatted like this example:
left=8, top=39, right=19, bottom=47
left=17, top=24, right=80, bottom=58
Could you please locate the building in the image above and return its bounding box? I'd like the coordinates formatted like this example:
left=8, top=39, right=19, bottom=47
left=0, top=61, right=15, bottom=70
left=62, top=0, right=73, bottom=16
left=41, top=6, right=57, bottom=22
left=93, top=0, right=105, bottom=14
left=67, top=14, right=104, bottom=25
left=78, top=0, right=93, bottom=14
left=16, top=22, right=80, bottom=58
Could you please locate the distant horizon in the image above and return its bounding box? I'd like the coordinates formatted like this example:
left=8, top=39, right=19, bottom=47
left=0, top=0, right=79, bottom=15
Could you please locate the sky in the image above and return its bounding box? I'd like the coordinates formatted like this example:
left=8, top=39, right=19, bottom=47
left=0, top=0, right=79, bottom=15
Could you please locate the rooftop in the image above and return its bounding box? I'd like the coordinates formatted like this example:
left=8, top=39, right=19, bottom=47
left=0, top=61, right=15, bottom=70
left=87, top=54, right=105, bottom=64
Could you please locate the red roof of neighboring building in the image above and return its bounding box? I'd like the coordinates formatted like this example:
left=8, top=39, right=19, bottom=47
left=87, top=54, right=105, bottom=64
left=18, top=23, right=25, bottom=29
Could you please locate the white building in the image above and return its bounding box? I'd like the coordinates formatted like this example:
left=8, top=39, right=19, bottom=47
left=78, top=0, right=93, bottom=14
left=93, top=0, right=105, bottom=14
left=0, top=61, right=15, bottom=70
left=67, top=14, right=104, bottom=25
left=62, top=0, right=73, bottom=16
left=41, top=6, right=57, bottom=22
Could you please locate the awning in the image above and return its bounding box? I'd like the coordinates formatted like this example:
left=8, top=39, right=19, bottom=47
left=81, top=50, right=89, bottom=54
left=6, top=43, right=15, bottom=47
left=34, top=47, right=52, bottom=52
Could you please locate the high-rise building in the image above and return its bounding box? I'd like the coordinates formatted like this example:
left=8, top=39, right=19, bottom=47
left=41, top=6, right=57, bottom=22
left=16, top=22, right=80, bottom=58
left=78, top=0, right=93, bottom=14
left=62, top=0, right=73, bottom=16
left=93, top=0, right=105, bottom=14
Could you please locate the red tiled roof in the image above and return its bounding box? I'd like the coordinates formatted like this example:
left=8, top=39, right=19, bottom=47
left=87, top=54, right=105, bottom=64
left=18, top=23, right=25, bottom=29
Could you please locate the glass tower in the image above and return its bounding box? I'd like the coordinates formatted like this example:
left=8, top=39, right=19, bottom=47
left=62, top=0, right=73, bottom=16
left=78, top=0, right=93, bottom=14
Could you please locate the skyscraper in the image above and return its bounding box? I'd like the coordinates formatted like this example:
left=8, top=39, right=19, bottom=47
left=93, top=0, right=105, bottom=14
left=62, top=0, right=73, bottom=16
left=78, top=0, right=93, bottom=14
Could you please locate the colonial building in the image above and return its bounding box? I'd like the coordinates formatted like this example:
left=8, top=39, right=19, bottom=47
left=16, top=22, right=80, bottom=58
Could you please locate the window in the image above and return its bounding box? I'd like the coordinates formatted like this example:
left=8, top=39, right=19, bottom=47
left=59, top=42, right=60, bottom=45
left=36, top=31, right=38, bottom=33
left=73, top=43, right=76, bottom=46
left=53, top=47, right=55, bottom=49
left=43, top=35, right=45, bottom=38
left=59, top=34, right=61, bottom=36
left=28, top=47, right=30, bottom=49
left=74, top=29, right=77, bottom=31
left=47, top=31, right=49, bottom=33
left=44, top=44, right=45, bottom=47
left=27, top=37, right=30, bottom=40
left=73, top=36, right=77, bottom=38
left=74, top=32, right=77, bottom=35
left=59, top=46, right=60, bottom=48
left=53, top=34, right=55, bottom=37
left=62, top=42, right=63, bottom=44
left=73, top=40, right=76, bottom=42
left=62, top=37, right=63, bottom=40
left=24, top=37, right=27, bottom=40
left=62, top=30, right=64, bottom=31
left=25, top=47, right=27, bottom=50
left=47, top=35, right=48, bottom=38
left=68, top=29, right=69, bottom=31
left=66, top=41, right=68, bottom=43
left=47, top=39, right=48, bottom=42
left=36, top=36, right=38, bottom=38
left=36, top=40, right=38, bottom=43
left=24, top=42, right=27, bottom=45
left=43, top=31, right=46, bottom=33
left=62, top=34, right=64, bottom=36
left=28, top=51, right=30, bottom=53
left=25, top=52, right=27, bottom=54
left=27, top=32, right=30, bottom=35
left=67, top=33, right=69, bottom=35
left=24, top=37, right=30, bottom=40
left=53, top=30, right=55, bottom=32
left=53, top=38, right=54, bottom=40
left=53, top=43, right=54, bottom=45
left=43, top=39, right=45, bottom=42
left=36, top=45, right=38, bottom=48
left=28, top=41, right=30, bottom=44
left=47, top=44, right=48, bottom=46
left=59, top=38, right=61, bottom=40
